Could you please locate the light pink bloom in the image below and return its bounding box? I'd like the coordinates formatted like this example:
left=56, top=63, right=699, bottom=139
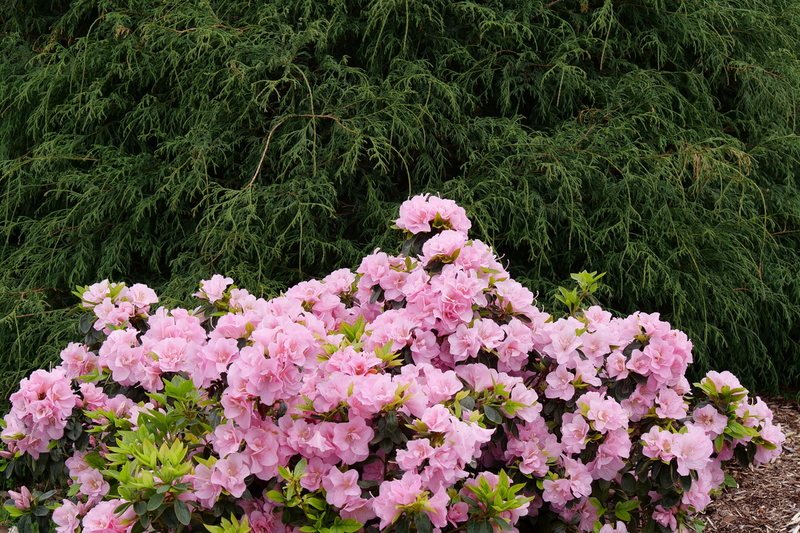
left=60, top=343, right=98, bottom=379
left=673, top=425, right=713, bottom=476
left=421, top=404, right=454, bottom=433
left=299, top=457, right=326, bottom=492
left=194, top=274, right=234, bottom=303
left=213, top=420, right=245, bottom=458
left=191, top=463, right=222, bottom=508
left=78, top=468, right=110, bottom=500
left=127, top=283, right=159, bottom=309
left=448, top=502, right=469, bottom=524
left=599, top=521, right=628, bottom=533
left=420, top=230, right=467, bottom=265
left=424, top=369, right=463, bottom=404
left=396, top=194, right=433, bottom=234
left=9, top=486, right=31, bottom=510
left=243, top=427, right=280, bottom=478
left=754, top=422, right=786, bottom=464
left=332, top=417, right=374, bottom=465
left=702, top=370, right=743, bottom=394
left=545, top=365, right=575, bottom=401
left=322, top=468, right=361, bottom=508
left=544, top=321, right=583, bottom=364
left=81, top=280, right=112, bottom=308
left=82, top=500, right=135, bottom=533
left=425, top=487, right=450, bottom=528
left=560, top=412, right=589, bottom=454
left=211, top=454, right=250, bottom=497
left=53, top=500, right=83, bottom=533
left=652, top=506, right=678, bottom=531
left=585, top=396, right=629, bottom=433
left=373, top=472, right=426, bottom=529
left=427, top=196, right=471, bottom=232
left=692, top=404, right=729, bottom=437
left=340, top=496, right=376, bottom=525
left=605, top=351, right=629, bottom=380
left=396, top=438, right=435, bottom=470
left=542, top=478, right=572, bottom=507
left=152, top=337, right=188, bottom=373
left=655, top=388, right=688, bottom=420
left=642, top=426, right=677, bottom=462
left=449, top=324, right=481, bottom=362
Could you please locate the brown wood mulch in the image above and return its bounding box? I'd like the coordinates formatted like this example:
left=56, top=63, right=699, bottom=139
left=701, top=396, right=800, bottom=532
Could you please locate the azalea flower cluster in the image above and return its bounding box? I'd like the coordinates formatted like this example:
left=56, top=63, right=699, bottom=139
left=0, top=194, right=785, bottom=533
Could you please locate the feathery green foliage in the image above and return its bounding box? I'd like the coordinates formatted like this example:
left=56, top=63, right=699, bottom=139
left=1, top=0, right=799, bottom=395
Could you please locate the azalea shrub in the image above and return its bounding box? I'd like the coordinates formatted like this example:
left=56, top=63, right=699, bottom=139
left=0, top=195, right=786, bottom=533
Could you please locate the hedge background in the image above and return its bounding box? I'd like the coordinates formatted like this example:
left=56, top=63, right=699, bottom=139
left=1, top=0, right=799, bottom=396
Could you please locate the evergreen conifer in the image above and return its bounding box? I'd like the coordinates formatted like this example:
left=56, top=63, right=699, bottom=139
left=1, top=0, right=799, bottom=394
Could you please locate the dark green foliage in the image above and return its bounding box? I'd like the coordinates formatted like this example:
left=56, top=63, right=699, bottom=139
left=1, top=0, right=799, bottom=394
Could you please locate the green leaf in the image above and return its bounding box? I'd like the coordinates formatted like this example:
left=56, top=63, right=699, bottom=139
left=494, top=517, right=513, bottom=532
left=460, top=396, right=475, bottom=411
left=305, top=497, right=326, bottom=510
left=84, top=452, right=106, bottom=470
left=294, top=458, right=308, bottom=477
left=174, top=499, right=191, bottom=526
left=620, top=473, right=636, bottom=494
left=483, top=405, right=503, bottom=424
left=147, top=492, right=165, bottom=511
left=131, top=520, right=145, bottom=533
left=18, top=515, right=31, bottom=533
left=339, top=519, right=363, bottom=533
left=658, top=492, right=681, bottom=509
left=414, top=512, right=432, bottom=533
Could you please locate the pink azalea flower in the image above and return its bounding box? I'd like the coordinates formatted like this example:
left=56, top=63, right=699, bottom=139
left=585, top=396, right=629, bottom=433
left=127, top=283, right=159, bottom=311
left=60, top=343, right=98, bottom=379
left=213, top=420, right=245, bottom=458
left=299, top=457, right=326, bottom=491
left=396, top=438, right=435, bottom=470
left=599, top=521, right=628, bottom=533
left=332, top=416, right=374, bottom=465
left=194, top=274, right=234, bottom=303
left=605, top=351, right=629, bottom=381
left=322, top=467, right=361, bottom=508
left=191, top=463, right=222, bottom=508
left=692, top=404, right=729, bottom=437
left=82, top=500, right=136, bottom=533
left=373, top=472, right=426, bottom=529
left=754, top=422, right=786, bottom=464
left=53, top=500, right=84, bottom=533
left=420, top=230, right=467, bottom=265
left=396, top=194, right=433, bottom=234
left=561, top=413, right=589, bottom=454
left=673, top=425, right=713, bottom=476
left=78, top=468, right=110, bottom=500
left=448, top=502, right=469, bottom=524
left=655, top=388, right=688, bottom=420
left=542, top=478, right=572, bottom=507
left=211, top=454, right=250, bottom=497
left=9, top=486, right=31, bottom=510
left=545, top=365, right=575, bottom=401
left=702, top=370, right=743, bottom=394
